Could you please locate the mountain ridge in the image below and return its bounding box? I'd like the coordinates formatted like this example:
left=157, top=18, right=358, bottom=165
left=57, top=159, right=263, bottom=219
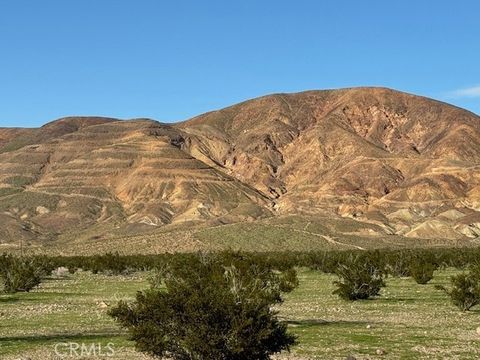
left=0, top=87, right=479, bottom=251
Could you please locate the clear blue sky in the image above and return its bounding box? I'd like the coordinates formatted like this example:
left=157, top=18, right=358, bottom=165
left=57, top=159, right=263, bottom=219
left=1, top=0, right=479, bottom=127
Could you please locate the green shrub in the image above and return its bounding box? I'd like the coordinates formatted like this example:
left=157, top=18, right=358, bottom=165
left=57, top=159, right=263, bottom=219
left=384, top=251, right=412, bottom=277
left=0, top=255, right=43, bottom=293
left=109, top=252, right=297, bottom=359
left=89, top=252, right=129, bottom=275
left=409, top=261, right=436, bottom=284
left=22, top=247, right=480, bottom=277
left=436, top=269, right=480, bottom=311
left=333, top=254, right=386, bottom=301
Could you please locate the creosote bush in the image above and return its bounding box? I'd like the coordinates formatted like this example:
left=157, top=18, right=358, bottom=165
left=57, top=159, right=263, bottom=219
left=333, top=253, right=386, bottom=301
left=109, top=252, right=297, bottom=360
left=436, top=266, right=480, bottom=311
left=385, top=256, right=411, bottom=278
left=409, top=261, right=436, bottom=285
left=89, top=252, right=130, bottom=275
left=0, top=254, right=44, bottom=293
left=15, top=246, right=480, bottom=276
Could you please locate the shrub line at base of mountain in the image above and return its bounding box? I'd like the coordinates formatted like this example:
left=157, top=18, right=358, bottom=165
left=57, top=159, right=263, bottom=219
left=2, top=246, right=480, bottom=307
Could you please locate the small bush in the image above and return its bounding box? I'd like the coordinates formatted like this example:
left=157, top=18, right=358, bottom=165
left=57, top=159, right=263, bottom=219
left=109, top=252, right=297, bottom=359
left=333, top=254, right=386, bottom=301
left=409, top=261, right=436, bottom=285
left=0, top=255, right=43, bottom=293
left=384, top=250, right=414, bottom=277
left=436, top=269, right=480, bottom=311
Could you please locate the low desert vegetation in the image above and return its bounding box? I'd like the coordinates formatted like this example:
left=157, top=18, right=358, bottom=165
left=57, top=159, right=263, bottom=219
left=332, top=253, right=386, bottom=300
left=110, top=252, right=298, bottom=359
left=0, top=254, right=46, bottom=293
left=89, top=252, right=131, bottom=275
left=1, top=247, right=480, bottom=359
left=436, top=265, right=480, bottom=311
left=409, top=260, right=437, bottom=285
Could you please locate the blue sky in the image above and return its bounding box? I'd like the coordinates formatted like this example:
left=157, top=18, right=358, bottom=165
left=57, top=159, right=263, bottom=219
left=1, top=0, right=479, bottom=127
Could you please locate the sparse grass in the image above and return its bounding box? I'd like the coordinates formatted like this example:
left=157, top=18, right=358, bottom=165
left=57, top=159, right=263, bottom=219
left=0, top=191, right=60, bottom=212
left=4, top=176, right=34, bottom=188
left=0, top=272, right=147, bottom=358
left=0, top=137, right=37, bottom=153
left=194, top=222, right=335, bottom=251
left=281, top=269, right=480, bottom=359
left=191, top=216, right=472, bottom=253
left=34, top=186, right=113, bottom=201
left=1, top=269, right=478, bottom=359
left=0, top=187, right=23, bottom=197
left=19, top=215, right=475, bottom=256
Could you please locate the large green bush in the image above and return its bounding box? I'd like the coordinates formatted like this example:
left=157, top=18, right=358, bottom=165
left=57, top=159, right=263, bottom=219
left=0, top=255, right=43, bottom=293
left=333, top=253, right=386, bottom=301
left=109, top=252, right=297, bottom=360
left=409, top=261, right=436, bottom=285
left=437, top=267, right=480, bottom=311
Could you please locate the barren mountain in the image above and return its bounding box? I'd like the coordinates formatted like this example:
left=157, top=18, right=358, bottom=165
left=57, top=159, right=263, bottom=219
left=177, top=87, right=480, bottom=239
left=0, top=87, right=479, bottom=251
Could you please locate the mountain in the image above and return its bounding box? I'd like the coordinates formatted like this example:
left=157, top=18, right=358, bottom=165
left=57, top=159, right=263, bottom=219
left=177, top=87, right=480, bottom=237
left=0, top=88, right=479, bottom=252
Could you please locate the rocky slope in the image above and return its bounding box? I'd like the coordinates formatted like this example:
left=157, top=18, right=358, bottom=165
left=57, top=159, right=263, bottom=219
left=0, top=118, right=269, bottom=244
left=0, top=87, right=479, bottom=247
left=177, top=87, right=480, bottom=240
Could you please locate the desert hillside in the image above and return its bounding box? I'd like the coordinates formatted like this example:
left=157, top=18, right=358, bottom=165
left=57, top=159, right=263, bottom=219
left=1, top=87, right=479, bottom=249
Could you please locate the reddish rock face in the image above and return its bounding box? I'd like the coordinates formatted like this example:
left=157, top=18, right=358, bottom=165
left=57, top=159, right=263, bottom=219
left=1, top=87, right=479, bottom=246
